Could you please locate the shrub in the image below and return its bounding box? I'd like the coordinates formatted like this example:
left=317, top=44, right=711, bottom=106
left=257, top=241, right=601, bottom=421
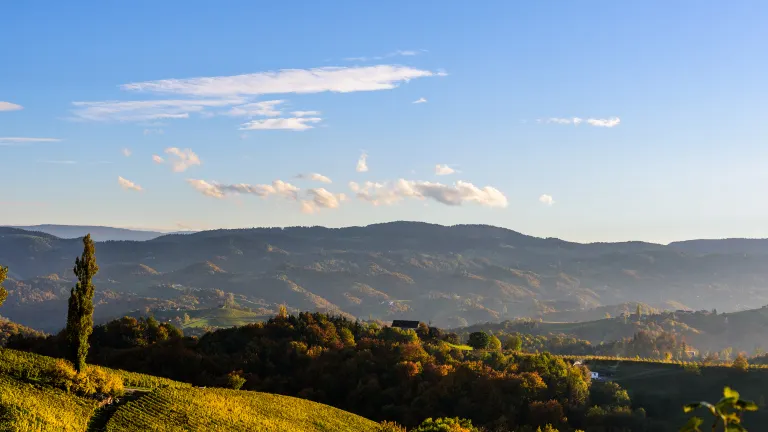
left=378, top=420, right=407, bottom=431
left=412, top=417, right=479, bottom=432
left=48, top=359, right=124, bottom=397
left=733, top=353, right=749, bottom=371
left=223, top=371, right=246, bottom=390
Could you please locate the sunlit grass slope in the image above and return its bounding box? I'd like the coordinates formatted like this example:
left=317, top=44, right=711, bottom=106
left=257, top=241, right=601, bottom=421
left=0, top=374, right=97, bottom=432
left=105, top=387, right=380, bottom=432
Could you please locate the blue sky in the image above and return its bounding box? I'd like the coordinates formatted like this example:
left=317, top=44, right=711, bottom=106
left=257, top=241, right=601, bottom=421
left=2, top=1, right=767, bottom=243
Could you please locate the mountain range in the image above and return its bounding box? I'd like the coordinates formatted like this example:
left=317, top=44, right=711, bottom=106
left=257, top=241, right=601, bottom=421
left=2, top=222, right=768, bottom=333
left=5, top=225, right=190, bottom=242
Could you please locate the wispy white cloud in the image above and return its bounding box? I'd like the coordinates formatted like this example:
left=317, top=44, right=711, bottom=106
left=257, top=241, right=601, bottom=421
left=164, top=147, right=201, bottom=172
left=152, top=155, right=165, bottom=164
left=412, top=97, right=427, bottom=104
left=539, top=117, right=620, bottom=127
left=122, top=148, right=132, bottom=157
left=71, top=99, right=243, bottom=122
left=586, top=117, right=621, bottom=127
left=0, top=102, right=23, bottom=111
left=38, top=160, right=77, bottom=164
left=349, top=179, right=507, bottom=208
left=118, top=176, right=143, bottom=191
left=356, top=153, right=369, bottom=173
left=186, top=179, right=300, bottom=200
left=344, top=49, right=424, bottom=62
left=301, top=188, right=347, bottom=214
left=239, top=117, right=321, bottom=131
left=292, top=110, right=321, bottom=117
left=539, top=194, right=555, bottom=206
left=434, top=164, right=455, bottom=175
left=120, top=65, right=443, bottom=97
left=0, top=137, right=61, bottom=145
left=226, top=100, right=284, bottom=117
left=295, top=173, right=332, bottom=183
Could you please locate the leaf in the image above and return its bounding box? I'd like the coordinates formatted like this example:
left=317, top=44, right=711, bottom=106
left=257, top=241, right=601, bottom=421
left=679, top=416, right=703, bottom=432
left=683, top=403, right=700, bottom=413
left=736, top=400, right=759, bottom=412
left=724, top=387, right=740, bottom=400
left=725, top=423, right=746, bottom=432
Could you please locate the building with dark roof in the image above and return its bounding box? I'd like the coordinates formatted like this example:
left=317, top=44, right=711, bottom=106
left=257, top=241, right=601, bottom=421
left=391, top=320, right=420, bottom=329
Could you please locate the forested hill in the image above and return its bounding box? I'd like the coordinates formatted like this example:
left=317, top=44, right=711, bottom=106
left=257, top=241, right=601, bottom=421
left=3, top=222, right=768, bottom=332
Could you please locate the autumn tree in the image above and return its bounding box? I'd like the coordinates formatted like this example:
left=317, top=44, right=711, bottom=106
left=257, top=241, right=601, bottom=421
left=733, top=352, right=749, bottom=372
left=66, top=234, right=99, bottom=372
left=0, top=265, right=7, bottom=308
left=504, top=335, right=523, bottom=351
left=488, top=335, right=502, bottom=351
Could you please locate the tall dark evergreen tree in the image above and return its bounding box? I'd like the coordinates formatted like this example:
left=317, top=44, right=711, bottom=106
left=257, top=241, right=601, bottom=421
left=0, top=265, right=7, bottom=308
left=66, top=234, right=99, bottom=372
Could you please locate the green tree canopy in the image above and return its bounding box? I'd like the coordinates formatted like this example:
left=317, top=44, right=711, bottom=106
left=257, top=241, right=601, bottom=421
left=504, top=334, right=523, bottom=351
left=66, top=234, right=99, bottom=372
left=488, top=335, right=502, bottom=351
left=467, top=331, right=491, bottom=350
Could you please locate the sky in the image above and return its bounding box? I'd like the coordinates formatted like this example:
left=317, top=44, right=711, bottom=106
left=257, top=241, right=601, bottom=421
left=2, top=1, right=768, bottom=244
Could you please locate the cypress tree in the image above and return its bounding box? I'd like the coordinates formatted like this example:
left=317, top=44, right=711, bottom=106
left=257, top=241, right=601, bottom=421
left=0, top=265, right=8, bottom=308
left=66, top=234, right=99, bottom=372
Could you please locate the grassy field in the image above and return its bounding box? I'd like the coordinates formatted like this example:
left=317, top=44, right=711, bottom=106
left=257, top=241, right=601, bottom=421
left=0, top=348, right=379, bottom=431
left=181, top=307, right=268, bottom=329
left=105, top=387, right=380, bottom=432
left=0, top=374, right=98, bottom=432
left=442, top=341, right=473, bottom=351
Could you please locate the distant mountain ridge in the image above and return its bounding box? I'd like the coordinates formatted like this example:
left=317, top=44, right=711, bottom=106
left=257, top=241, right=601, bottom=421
left=668, top=238, right=768, bottom=255
left=8, top=224, right=194, bottom=242
left=3, top=221, right=768, bottom=333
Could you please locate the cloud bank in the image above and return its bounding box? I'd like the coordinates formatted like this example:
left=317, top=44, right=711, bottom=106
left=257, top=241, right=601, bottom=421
left=71, top=99, right=243, bottom=122
left=240, top=117, right=321, bottom=131
left=349, top=179, right=507, bottom=208
left=121, top=65, right=442, bottom=97
left=187, top=179, right=300, bottom=200
left=540, top=117, right=621, bottom=128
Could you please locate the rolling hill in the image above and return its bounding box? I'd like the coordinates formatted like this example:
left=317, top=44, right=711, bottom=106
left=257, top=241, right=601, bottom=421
left=0, top=348, right=378, bottom=432
left=4, top=222, right=768, bottom=334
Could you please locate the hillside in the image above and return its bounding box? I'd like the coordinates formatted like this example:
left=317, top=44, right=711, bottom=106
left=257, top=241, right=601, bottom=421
left=0, top=348, right=378, bottom=432
left=5, top=222, right=768, bottom=333
left=462, top=305, right=768, bottom=354
left=106, top=387, right=379, bottom=431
